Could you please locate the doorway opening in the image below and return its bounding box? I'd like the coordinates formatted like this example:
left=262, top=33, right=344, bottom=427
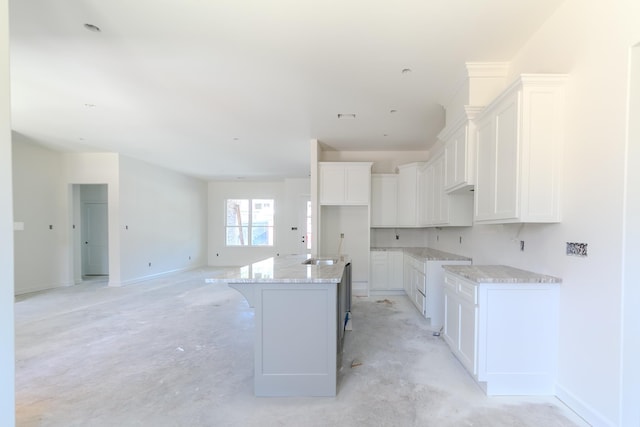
left=72, top=184, right=109, bottom=283
left=297, top=195, right=312, bottom=254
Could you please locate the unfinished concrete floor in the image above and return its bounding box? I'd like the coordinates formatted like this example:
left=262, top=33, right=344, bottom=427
left=15, top=268, right=588, bottom=427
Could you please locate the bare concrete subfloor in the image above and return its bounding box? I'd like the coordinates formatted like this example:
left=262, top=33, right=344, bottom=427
left=15, top=268, right=588, bottom=427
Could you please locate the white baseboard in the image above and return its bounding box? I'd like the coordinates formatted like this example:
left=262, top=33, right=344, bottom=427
left=112, top=266, right=199, bottom=287
left=351, top=281, right=369, bottom=297
left=555, top=382, right=614, bottom=427
left=14, top=281, right=73, bottom=296
left=369, top=289, right=405, bottom=296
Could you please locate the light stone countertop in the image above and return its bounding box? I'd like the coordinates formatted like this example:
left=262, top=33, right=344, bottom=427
left=371, top=247, right=471, bottom=262
left=442, top=264, right=562, bottom=284
left=205, top=254, right=349, bottom=284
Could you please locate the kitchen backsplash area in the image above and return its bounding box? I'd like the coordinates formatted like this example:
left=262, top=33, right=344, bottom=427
left=370, top=228, right=430, bottom=248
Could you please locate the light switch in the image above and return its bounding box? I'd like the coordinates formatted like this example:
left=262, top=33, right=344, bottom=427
left=14, top=222, right=24, bottom=231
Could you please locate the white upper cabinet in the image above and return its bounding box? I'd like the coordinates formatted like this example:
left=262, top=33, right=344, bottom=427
left=442, top=107, right=484, bottom=194
left=396, top=163, right=424, bottom=227
left=319, top=162, right=372, bottom=205
left=422, top=154, right=473, bottom=227
left=371, top=174, right=398, bottom=227
left=474, top=75, right=567, bottom=224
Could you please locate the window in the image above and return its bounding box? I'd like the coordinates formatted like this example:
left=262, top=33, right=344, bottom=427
left=226, top=199, right=274, bottom=246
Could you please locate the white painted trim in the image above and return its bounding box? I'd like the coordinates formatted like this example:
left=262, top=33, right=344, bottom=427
left=14, top=281, right=74, bottom=296
left=0, top=0, right=15, bottom=423
left=556, top=383, right=614, bottom=427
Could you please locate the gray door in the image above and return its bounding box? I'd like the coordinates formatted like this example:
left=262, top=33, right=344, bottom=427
left=82, top=202, right=109, bottom=275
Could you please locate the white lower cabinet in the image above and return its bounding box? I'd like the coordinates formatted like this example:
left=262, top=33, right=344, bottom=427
left=369, top=250, right=403, bottom=293
left=404, top=253, right=471, bottom=330
left=443, top=270, right=559, bottom=395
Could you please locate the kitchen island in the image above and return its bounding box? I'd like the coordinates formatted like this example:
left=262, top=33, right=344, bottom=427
left=208, top=254, right=351, bottom=397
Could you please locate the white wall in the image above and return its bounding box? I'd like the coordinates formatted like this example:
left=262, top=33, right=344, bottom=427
left=425, top=1, right=640, bottom=425
left=320, top=205, right=369, bottom=292
left=118, top=155, right=207, bottom=284
left=63, top=152, right=122, bottom=285
left=0, top=0, right=15, bottom=423
left=370, top=228, right=429, bottom=248
left=13, top=149, right=208, bottom=288
left=208, top=179, right=309, bottom=267
left=12, top=137, right=70, bottom=294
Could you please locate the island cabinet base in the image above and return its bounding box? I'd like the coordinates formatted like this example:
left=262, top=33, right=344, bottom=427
left=230, top=281, right=342, bottom=397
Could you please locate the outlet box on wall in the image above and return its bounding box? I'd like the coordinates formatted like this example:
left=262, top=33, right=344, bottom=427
left=566, top=242, right=588, bottom=257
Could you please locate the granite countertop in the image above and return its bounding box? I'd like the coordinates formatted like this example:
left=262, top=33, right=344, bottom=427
left=442, top=265, right=562, bottom=284
left=371, top=247, right=471, bottom=262
left=205, top=254, right=349, bottom=284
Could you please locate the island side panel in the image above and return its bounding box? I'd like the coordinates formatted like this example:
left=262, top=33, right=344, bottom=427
left=254, top=282, right=338, bottom=397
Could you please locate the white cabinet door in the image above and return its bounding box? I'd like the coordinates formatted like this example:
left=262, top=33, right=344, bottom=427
left=319, top=163, right=346, bottom=205
left=369, top=251, right=389, bottom=290
left=493, top=93, right=519, bottom=220
left=474, top=75, right=566, bottom=223
left=421, top=155, right=473, bottom=227
left=458, top=299, right=478, bottom=375
left=370, top=250, right=403, bottom=292
left=432, top=156, right=446, bottom=224
left=444, top=131, right=460, bottom=191
left=475, top=114, right=497, bottom=221
left=389, top=251, right=404, bottom=290
left=319, top=162, right=372, bottom=205
left=345, top=165, right=370, bottom=204
left=443, top=284, right=458, bottom=349
left=371, top=174, right=398, bottom=227
left=397, top=163, right=422, bottom=226
left=442, top=108, right=482, bottom=194
left=475, top=92, right=519, bottom=221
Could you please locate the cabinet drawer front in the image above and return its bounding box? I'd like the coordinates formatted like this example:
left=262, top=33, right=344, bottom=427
left=457, top=280, right=477, bottom=304
left=415, top=259, right=426, bottom=274
left=444, top=274, right=457, bottom=291
left=413, top=289, right=425, bottom=315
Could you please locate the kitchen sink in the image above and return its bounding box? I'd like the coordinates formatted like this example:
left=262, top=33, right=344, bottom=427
left=302, top=258, right=339, bottom=266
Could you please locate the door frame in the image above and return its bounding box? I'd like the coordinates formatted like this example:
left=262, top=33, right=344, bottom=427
left=70, top=183, right=111, bottom=283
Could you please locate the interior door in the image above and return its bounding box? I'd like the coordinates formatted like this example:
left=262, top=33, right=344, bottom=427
left=82, top=202, right=109, bottom=275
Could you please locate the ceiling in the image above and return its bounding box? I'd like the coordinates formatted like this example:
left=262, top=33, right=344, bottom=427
left=9, top=0, right=564, bottom=181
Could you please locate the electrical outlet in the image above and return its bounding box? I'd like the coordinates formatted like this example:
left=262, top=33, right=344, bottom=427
left=566, top=242, right=588, bottom=257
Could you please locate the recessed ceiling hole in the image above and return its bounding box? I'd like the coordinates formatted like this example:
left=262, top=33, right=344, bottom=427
left=84, top=23, right=101, bottom=32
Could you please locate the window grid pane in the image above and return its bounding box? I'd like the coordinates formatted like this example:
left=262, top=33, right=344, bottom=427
left=225, top=198, right=274, bottom=247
